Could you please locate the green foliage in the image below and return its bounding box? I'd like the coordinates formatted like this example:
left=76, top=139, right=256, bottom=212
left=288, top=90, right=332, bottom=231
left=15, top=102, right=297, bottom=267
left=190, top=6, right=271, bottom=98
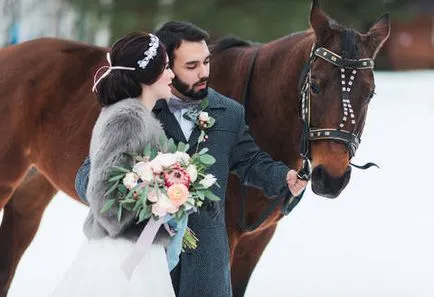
left=67, top=0, right=417, bottom=45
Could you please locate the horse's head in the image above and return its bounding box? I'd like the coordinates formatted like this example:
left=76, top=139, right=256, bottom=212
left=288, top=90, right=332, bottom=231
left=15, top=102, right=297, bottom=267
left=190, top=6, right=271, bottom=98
left=302, top=0, right=390, bottom=198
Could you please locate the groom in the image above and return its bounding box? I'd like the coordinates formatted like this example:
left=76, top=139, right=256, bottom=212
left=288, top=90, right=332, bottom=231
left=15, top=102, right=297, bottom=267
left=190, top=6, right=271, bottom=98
left=75, top=21, right=307, bottom=297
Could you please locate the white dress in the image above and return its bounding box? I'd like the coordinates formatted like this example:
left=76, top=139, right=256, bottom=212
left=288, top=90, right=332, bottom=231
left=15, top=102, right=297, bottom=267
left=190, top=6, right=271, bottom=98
left=51, top=237, right=176, bottom=297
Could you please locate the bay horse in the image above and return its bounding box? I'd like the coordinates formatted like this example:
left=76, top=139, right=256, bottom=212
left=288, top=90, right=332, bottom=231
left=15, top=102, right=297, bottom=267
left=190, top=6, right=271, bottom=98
left=209, top=2, right=389, bottom=295
left=0, top=1, right=389, bottom=296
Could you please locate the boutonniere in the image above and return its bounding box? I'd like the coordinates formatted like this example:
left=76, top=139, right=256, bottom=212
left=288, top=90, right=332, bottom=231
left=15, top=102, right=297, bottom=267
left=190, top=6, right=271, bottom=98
left=183, top=97, right=215, bottom=148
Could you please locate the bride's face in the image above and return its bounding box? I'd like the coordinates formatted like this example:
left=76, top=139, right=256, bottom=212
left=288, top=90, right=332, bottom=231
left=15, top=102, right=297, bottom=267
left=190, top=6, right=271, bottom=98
left=151, top=58, right=174, bottom=100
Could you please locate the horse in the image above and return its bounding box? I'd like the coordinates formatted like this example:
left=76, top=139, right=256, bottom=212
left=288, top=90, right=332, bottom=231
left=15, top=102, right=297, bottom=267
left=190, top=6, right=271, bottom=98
left=0, top=1, right=389, bottom=296
left=209, top=1, right=389, bottom=295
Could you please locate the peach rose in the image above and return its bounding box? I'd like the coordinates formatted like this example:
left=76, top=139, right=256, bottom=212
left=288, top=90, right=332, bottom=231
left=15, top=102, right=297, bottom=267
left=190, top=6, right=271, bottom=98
left=167, top=184, right=189, bottom=207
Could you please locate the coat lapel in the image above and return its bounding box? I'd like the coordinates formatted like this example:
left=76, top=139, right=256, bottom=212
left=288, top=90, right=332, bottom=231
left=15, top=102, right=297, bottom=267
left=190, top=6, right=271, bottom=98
left=153, top=90, right=227, bottom=152
left=153, top=100, right=187, bottom=143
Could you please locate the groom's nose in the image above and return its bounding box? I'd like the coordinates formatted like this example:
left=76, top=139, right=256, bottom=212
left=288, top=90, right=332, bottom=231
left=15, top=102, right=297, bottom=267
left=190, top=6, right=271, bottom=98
left=198, top=63, right=209, bottom=79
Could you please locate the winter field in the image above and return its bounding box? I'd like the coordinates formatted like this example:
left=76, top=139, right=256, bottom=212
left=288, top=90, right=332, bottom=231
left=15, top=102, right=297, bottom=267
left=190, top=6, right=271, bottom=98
left=4, top=71, right=434, bottom=297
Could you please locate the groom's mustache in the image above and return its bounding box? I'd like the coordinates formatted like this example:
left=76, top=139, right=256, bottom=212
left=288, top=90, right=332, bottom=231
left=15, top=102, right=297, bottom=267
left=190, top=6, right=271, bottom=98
left=193, top=78, right=208, bottom=87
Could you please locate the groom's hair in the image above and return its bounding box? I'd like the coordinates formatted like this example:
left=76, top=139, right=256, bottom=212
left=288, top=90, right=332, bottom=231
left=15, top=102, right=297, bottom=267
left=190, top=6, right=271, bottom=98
left=154, top=21, right=209, bottom=68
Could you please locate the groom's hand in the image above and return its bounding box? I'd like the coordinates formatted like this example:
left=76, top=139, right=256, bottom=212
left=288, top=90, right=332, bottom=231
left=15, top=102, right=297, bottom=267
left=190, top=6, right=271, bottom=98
left=286, top=169, right=308, bottom=196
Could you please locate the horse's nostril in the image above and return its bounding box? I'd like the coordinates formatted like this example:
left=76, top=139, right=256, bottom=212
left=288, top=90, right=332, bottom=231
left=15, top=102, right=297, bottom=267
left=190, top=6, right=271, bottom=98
left=312, top=165, right=326, bottom=180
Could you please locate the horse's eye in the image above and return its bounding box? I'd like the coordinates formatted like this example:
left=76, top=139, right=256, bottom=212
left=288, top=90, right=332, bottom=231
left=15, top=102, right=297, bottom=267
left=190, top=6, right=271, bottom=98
left=368, top=90, right=376, bottom=101
left=311, top=82, right=320, bottom=94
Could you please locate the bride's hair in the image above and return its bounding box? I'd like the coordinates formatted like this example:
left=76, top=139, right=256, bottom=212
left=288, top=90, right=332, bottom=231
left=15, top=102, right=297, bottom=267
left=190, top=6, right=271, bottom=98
left=94, top=32, right=167, bottom=106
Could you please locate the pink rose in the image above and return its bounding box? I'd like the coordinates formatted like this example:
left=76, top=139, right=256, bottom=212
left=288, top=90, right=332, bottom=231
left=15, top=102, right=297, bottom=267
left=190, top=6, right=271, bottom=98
left=163, top=163, right=190, bottom=188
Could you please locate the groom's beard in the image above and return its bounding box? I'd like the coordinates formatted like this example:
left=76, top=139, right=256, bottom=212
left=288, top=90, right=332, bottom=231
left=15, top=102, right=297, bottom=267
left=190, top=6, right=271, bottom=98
left=171, top=76, right=208, bottom=100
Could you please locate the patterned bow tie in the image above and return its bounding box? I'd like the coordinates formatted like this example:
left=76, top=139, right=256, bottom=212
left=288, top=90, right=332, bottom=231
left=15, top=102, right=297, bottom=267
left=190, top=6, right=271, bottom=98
left=167, top=98, right=201, bottom=113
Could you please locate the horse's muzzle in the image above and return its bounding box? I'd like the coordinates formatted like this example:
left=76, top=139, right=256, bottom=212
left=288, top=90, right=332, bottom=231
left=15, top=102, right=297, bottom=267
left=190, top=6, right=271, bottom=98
left=311, top=165, right=352, bottom=198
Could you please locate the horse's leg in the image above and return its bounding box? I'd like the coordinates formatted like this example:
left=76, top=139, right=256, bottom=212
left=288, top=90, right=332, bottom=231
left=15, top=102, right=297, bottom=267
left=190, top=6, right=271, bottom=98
left=0, top=169, right=57, bottom=297
left=231, top=225, right=277, bottom=297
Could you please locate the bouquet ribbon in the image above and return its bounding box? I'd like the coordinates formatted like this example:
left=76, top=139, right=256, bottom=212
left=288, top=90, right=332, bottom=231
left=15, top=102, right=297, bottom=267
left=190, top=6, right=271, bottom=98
left=121, top=216, right=166, bottom=279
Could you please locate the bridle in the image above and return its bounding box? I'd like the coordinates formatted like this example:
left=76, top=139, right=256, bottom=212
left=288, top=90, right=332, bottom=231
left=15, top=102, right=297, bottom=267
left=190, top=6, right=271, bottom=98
left=297, top=44, right=378, bottom=180
left=236, top=43, right=378, bottom=232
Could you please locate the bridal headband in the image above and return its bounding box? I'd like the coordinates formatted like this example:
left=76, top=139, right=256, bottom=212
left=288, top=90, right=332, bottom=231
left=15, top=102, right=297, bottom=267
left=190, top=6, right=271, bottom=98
left=92, top=34, right=160, bottom=92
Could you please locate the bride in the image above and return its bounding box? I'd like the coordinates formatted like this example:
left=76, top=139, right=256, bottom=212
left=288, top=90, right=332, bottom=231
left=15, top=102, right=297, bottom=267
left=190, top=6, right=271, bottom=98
left=51, top=32, right=176, bottom=297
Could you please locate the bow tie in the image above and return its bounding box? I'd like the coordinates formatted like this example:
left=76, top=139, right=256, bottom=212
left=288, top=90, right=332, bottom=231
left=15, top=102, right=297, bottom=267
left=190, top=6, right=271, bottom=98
left=167, top=98, right=201, bottom=113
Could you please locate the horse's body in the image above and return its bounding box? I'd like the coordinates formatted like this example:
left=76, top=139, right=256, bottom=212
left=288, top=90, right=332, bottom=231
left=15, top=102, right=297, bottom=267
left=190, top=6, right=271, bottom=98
left=0, top=2, right=389, bottom=296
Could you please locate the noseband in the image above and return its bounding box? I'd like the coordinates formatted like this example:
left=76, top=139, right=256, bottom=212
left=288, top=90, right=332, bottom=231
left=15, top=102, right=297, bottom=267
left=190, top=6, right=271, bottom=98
left=298, top=45, right=378, bottom=179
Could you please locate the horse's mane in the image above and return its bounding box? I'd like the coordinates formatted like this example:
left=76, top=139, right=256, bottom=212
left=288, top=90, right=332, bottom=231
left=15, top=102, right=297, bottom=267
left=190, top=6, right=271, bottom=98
left=211, top=37, right=252, bottom=55
left=329, top=22, right=361, bottom=59
left=340, top=29, right=360, bottom=59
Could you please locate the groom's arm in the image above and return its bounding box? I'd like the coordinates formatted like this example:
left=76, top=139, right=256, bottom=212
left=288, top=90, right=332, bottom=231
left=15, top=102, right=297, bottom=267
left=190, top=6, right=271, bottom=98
left=229, top=107, right=301, bottom=200
left=74, top=156, right=91, bottom=204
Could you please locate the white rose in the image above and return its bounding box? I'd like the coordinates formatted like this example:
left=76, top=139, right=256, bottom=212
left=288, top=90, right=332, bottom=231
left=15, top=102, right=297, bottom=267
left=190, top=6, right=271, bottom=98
left=174, top=151, right=190, bottom=165
left=152, top=193, right=177, bottom=217
left=123, top=172, right=139, bottom=190
left=198, top=111, right=209, bottom=122
left=152, top=153, right=178, bottom=168
left=186, top=164, right=198, bottom=183
left=149, top=159, right=163, bottom=174
left=132, top=161, right=154, bottom=182
left=199, top=174, right=217, bottom=188
left=147, top=189, right=158, bottom=203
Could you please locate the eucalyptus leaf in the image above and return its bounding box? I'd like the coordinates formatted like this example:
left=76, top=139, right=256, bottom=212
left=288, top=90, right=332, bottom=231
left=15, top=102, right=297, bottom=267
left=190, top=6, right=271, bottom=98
left=198, top=148, right=209, bottom=155
left=139, top=208, right=147, bottom=222
left=123, top=204, right=134, bottom=211
left=204, top=190, right=221, bottom=201
left=117, top=206, right=123, bottom=222
left=159, top=134, right=168, bottom=149
left=167, top=138, right=177, bottom=153
left=183, top=143, right=190, bottom=152
left=108, top=174, right=125, bottom=182
left=199, top=154, right=216, bottom=165
left=200, top=97, right=209, bottom=110
left=117, top=184, right=127, bottom=195
left=143, top=143, right=152, bottom=157
left=197, top=191, right=205, bottom=201
left=141, top=186, right=149, bottom=207
left=105, top=180, right=119, bottom=196
left=110, top=166, right=130, bottom=174
left=177, top=142, right=186, bottom=152
left=150, top=147, right=158, bottom=160
left=101, top=199, right=116, bottom=214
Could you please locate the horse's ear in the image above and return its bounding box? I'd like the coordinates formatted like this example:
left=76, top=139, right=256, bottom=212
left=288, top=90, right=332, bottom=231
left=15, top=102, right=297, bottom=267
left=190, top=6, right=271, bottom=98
left=366, top=13, right=391, bottom=58
left=309, top=0, right=332, bottom=42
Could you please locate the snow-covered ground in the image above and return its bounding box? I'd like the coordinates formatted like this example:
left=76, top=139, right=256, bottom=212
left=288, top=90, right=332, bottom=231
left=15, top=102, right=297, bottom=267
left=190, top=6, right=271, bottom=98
left=4, top=71, right=434, bottom=297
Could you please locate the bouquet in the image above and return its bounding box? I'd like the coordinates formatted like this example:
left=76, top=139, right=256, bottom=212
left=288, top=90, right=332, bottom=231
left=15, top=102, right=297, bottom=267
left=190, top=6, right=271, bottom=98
left=101, top=136, right=220, bottom=250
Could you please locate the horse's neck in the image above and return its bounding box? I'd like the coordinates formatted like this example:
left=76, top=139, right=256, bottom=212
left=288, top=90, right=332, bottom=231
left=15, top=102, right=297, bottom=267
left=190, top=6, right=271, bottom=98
left=248, top=31, right=314, bottom=167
